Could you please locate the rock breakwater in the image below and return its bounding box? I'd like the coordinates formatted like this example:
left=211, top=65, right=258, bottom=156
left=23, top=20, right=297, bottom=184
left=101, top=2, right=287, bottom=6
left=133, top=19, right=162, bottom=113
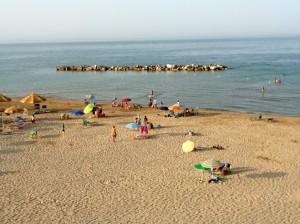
left=56, top=64, right=229, bottom=72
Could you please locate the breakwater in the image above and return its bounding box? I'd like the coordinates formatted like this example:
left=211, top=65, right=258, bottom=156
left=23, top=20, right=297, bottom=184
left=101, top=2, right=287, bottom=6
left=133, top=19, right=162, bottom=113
left=56, top=64, right=229, bottom=72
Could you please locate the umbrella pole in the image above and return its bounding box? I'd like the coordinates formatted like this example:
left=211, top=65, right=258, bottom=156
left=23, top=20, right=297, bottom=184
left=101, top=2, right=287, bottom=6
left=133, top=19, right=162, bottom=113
left=1, top=112, right=3, bottom=131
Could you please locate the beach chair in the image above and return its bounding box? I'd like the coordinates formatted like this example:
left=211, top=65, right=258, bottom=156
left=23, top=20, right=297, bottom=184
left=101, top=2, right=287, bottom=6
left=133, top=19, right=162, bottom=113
left=41, top=105, right=48, bottom=113
left=34, top=104, right=40, bottom=114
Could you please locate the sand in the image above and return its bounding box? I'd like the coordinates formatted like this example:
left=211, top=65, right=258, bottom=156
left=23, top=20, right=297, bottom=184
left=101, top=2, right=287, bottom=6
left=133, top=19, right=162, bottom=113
left=0, top=100, right=300, bottom=223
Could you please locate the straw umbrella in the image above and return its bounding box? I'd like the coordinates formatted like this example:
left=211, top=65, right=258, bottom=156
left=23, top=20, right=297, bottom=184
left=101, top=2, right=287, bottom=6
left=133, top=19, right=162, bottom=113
left=0, top=94, right=11, bottom=102
left=201, top=159, right=222, bottom=170
left=20, top=92, right=46, bottom=104
left=4, top=106, right=17, bottom=115
left=194, top=159, right=222, bottom=180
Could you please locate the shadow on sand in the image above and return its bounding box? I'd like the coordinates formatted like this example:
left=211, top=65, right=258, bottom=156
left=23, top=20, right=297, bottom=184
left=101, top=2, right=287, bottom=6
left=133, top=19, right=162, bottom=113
left=0, top=148, right=24, bottom=154
left=246, top=171, right=287, bottom=179
left=0, top=171, right=19, bottom=176
left=41, top=134, right=61, bottom=139
left=231, top=167, right=257, bottom=175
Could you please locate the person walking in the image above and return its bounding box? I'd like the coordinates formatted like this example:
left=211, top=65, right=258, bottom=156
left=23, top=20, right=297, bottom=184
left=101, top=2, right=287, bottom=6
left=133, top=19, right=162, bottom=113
left=111, top=126, right=117, bottom=143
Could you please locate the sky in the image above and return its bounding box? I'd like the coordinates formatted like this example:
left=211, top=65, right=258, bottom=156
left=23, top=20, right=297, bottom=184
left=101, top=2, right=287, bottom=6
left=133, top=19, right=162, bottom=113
left=0, top=0, right=300, bottom=43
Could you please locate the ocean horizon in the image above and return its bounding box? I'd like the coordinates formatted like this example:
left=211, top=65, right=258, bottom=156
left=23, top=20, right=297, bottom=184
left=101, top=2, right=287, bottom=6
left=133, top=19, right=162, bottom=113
left=0, top=37, right=300, bottom=115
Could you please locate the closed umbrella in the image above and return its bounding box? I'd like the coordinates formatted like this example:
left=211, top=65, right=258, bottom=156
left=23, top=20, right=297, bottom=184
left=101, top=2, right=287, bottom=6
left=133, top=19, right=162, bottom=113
left=182, top=140, right=195, bottom=153
left=20, top=92, right=46, bottom=104
left=83, top=103, right=95, bottom=114
left=0, top=94, right=11, bottom=102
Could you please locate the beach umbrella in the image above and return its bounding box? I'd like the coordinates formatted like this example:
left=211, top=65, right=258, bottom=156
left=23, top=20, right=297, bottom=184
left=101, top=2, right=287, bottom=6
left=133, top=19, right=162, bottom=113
left=121, top=98, right=131, bottom=102
left=182, top=140, right=195, bottom=153
left=168, top=104, right=180, bottom=112
left=71, top=110, right=84, bottom=116
left=4, top=106, right=17, bottom=115
left=201, top=159, right=222, bottom=169
left=20, top=92, right=46, bottom=104
left=126, top=122, right=140, bottom=129
left=83, top=103, right=95, bottom=114
left=0, top=94, right=11, bottom=102
left=159, top=106, right=169, bottom=111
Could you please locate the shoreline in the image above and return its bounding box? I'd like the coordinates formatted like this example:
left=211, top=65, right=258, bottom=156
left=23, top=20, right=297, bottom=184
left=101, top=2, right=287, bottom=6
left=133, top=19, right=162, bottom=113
left=1, top=97, right=299, bottom=118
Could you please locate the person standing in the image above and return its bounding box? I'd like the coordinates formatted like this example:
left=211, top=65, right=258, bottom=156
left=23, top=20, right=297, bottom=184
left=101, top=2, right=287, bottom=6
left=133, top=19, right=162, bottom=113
left=31, top=114, right=36, bottom=123
left=152, top=99, right=157, bottom=108
left=261, top=86, right=265, bottom=96
left=111, top=126, right=117, bottom=143
left=62, top=123, right=65, bottom=134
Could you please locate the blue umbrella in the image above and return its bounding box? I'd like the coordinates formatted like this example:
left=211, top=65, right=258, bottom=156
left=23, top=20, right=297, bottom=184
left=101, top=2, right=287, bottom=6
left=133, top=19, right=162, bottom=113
left=71, top=110, right=84, bottom=116
left=126, top=123, right=140, bottom=129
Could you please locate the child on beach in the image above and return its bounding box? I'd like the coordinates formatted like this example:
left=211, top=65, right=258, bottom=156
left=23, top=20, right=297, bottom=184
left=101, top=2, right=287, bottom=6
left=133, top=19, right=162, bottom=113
left=111, top=126, right=117, bottom=143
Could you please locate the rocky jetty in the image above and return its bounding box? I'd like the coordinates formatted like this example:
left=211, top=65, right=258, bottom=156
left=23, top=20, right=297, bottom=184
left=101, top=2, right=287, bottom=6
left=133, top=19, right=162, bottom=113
left=56, top=64, right=229, bottom=72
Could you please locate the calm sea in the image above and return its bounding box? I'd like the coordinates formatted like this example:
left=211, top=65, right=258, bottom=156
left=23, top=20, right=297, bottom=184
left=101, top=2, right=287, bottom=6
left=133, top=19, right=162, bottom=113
left=0, top=38, right=299, bottom=115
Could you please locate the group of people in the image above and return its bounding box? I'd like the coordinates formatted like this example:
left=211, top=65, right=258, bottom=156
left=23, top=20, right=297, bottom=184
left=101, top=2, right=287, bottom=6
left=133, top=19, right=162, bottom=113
left=261, top=77, right=283, bottom=96
left=135, top=115, right=151, bottom=138
left=273, top=78, right=282, bottom=85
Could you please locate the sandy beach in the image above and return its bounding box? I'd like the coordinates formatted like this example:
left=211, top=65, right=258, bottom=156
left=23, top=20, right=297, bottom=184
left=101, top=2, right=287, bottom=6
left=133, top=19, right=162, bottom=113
left=0, top=99, right=299, bottom=223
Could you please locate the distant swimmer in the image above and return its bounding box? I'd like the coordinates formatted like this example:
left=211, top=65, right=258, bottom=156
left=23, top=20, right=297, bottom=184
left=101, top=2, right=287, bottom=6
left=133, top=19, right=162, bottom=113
left=273, top=77, right=282, bottom=85
left=261, top=86, right=265, bottom=96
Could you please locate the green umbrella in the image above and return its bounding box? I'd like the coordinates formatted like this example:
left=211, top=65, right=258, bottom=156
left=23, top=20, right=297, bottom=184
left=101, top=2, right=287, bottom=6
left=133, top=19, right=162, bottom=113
left=83, top=103, right=95, bottom=114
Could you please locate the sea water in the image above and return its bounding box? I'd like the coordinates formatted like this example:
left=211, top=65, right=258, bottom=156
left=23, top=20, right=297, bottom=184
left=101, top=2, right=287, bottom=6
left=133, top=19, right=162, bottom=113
left=0, top=38, right=299, bottom=115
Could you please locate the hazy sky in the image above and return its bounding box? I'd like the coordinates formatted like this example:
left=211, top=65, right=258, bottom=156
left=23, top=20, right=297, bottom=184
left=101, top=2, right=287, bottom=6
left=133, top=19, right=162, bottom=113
left=0, top=0, right=299, bottom=43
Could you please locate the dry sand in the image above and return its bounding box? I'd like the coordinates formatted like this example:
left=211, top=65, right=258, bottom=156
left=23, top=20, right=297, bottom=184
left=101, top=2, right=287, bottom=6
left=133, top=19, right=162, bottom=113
left=0, top=100, right=300, bottom=223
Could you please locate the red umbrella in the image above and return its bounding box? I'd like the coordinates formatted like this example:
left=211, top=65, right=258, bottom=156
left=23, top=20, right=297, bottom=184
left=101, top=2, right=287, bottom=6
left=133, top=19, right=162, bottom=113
left=121, top=98, right=131, bottom=102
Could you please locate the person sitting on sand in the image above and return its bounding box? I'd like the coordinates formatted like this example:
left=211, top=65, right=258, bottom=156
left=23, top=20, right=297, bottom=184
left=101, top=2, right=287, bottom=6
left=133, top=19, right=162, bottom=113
left=135, top=117, right=141, bottom=125
left=185, top=130, right=194, bottom=136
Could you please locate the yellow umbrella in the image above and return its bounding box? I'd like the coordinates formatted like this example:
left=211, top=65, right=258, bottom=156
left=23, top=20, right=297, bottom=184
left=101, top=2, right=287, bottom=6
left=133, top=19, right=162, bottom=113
left=20, top=92, right=46, bottom=104
left=4, top=106, right=17, bottom=115
left=0, top=94, right=11, bottom=102
left=182, top=140, right=195, bottom=153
